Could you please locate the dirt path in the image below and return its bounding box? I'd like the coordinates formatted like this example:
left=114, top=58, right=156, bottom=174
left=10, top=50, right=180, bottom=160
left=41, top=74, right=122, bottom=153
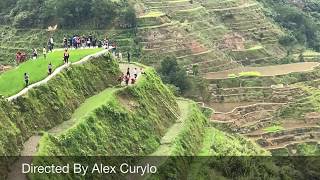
left=126, top=99, right=190, bottom=180
left=49, top=64, right=142, bottom=135
left=7, top=49, right=109, bottom=101
left=7, top=136, right=41, bottom=180
left=204, top=62, right=320, bottom=80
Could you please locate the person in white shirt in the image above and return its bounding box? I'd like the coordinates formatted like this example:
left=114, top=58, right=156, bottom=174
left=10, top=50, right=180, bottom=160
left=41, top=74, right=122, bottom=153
left=133, top=68, right=138, bottom=78
left=50, top=37, right=54, bottom=50
left=43, top=47, right=47, bottom=59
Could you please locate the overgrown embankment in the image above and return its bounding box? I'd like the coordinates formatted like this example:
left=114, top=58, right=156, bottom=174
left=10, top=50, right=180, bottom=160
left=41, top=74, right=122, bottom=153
left=36, top=68, right=178, bottom=156
left=28, top=68, right=179, bottom=179
left=0, top=54, right=120, bottom=156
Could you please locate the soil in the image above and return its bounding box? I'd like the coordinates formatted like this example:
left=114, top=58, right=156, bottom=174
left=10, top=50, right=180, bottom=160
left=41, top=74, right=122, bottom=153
left=204, top=62, right=320, bottom=79
left=210, top=101, right=257, bottom=113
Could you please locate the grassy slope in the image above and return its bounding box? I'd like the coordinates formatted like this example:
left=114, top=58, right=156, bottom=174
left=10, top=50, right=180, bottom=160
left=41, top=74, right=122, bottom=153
left=0, top=48, right=102, bottom=96
left=31, top=68, right=178, bottom=179
left=0, top=55, right=120, bottom=156
left=199, top=127, right=269, bottom=156
left=36, top=68, right=178, bottom=156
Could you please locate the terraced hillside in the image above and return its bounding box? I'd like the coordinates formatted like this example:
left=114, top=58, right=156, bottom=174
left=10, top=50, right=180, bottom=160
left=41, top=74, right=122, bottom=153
left=136, top=0, right=287, bottom=74
left=0, top=52, right=280, bottom=179
left=0, top=26, right=135, bottom=66
left=208, top=65, right=320, bottom=155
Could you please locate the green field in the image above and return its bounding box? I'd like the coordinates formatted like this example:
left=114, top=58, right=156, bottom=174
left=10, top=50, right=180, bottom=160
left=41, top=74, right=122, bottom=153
left=0, top=48, right=102, bottom=97
left=263, top=125, right=284, bottom=133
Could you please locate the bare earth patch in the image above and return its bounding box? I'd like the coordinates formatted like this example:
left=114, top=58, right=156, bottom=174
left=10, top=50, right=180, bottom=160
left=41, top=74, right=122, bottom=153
left=205, top=62, right=320, bottom=79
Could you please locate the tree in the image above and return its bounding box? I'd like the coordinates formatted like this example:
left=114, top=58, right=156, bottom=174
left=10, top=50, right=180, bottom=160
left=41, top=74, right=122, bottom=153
left=158, top=56, right=191, bottom=94
left=5, top=0, right=135, bottom=29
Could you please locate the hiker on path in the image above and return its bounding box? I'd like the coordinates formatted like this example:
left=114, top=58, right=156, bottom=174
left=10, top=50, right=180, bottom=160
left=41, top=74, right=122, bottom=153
left=133, top=68, right=138, bottom=79
left=48, top=63, right=53, bottom=75
left=48, top=41, right=52, bottom=52
left=140, top=68, right=145, bottom=75
left=43, top=47, right=47, bottom=59
left=127, top=52, right=131, bottom=63
left=50, top=37, right=54, bottom=50
left=125, top=75, right=130, bottom=86
left=118, top=73, right=124, bottom=85
left=24, top=73, right=29, bottom=87
left=126, top=68, right=130, bottom=76
left=131, top=77, right=136, bottom=84
left=32, top=48, right=38, bottom=59
left=63, top=49, right=70, bottom=64
left=63, top=36, right=68, bottom=48
left=69, top=37, right=73, bottom=48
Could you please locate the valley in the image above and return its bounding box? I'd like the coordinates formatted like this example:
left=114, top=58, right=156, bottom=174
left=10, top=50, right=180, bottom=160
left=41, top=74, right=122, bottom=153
left=0, top=0, right=319, bottom=179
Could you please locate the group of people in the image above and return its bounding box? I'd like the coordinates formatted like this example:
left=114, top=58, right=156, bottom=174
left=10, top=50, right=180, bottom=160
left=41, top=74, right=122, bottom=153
left=21, top=37, right=54, bottom=62
left=62, top=35, right=117, bottom=50
left=19, top=34, right=134, bottom=88
left=118, top=67, right=144, bottom=86
left=24, top=49, right=70, bottom=87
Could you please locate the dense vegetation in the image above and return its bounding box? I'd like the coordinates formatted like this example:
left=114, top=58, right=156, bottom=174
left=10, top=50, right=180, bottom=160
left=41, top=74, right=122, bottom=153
left=31, top=68, right=181, bottom=179
left=158, top=56, right=191, bottom=94
left=0, top=54, right=119, bottom=157
left=258, top=0, right=320, bottom=51
left=0, top=0, right=136, bottom=28
left=36, top=68, right=178, bottom=156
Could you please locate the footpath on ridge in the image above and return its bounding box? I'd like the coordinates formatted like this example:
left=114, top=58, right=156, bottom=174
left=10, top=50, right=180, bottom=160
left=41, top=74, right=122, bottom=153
left=7, top=63, right=142, bottom=180
left=127, top=99, right=192, bottom=180
left=7, top=48, right=109, bottom=101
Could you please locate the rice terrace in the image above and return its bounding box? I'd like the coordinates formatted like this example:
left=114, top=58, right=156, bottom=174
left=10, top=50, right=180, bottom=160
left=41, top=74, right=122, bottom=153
left=0, top=0, right=320, bottom=179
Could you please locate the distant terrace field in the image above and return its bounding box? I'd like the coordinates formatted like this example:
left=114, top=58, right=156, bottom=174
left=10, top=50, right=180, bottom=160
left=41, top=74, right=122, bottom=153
left=205, top=62, right=320, bottom=79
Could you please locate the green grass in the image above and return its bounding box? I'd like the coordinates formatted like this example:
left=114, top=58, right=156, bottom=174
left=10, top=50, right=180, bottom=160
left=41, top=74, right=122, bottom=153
left=72, top=88, right=115, bottom=120
left=304, top=50, right=320, bottom=56
left=139, top=11, right=165, bottom=18
left=48, top=88, right=117, bottom=136
left=239, top=71, right=262, bottom=77
left=263, top=125, right=284, bottom=133
left=198, top=127, right=269, bottom=156
left=0, top=48, right=102, bottom=97
left=228, top=71, right=262, bottom=78
left=228, top=73, right=238, bottom=78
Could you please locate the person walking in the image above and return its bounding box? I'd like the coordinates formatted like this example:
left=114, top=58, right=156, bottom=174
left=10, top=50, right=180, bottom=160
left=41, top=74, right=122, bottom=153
left=48, top=63, right=53, bottom=75
left=24, top=73, right=29, bottom=87
left=126, top=68, right=130, bottom=76
left=43, top=47, right=47, bottom=59
left=133, top=68, right=138, bottom=79
left=63, top=36, right=68, bottom=48
left=125, top=75, right=130, bottom=86
left=64, top=49, right=70, bottom=64
left=50, top=37, right=54, bottom=50
left=127, top=52, right=131, bottom=63
left=48, top=41, right=52, bottom=52
left=32, top=48, right=38, bottom=59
